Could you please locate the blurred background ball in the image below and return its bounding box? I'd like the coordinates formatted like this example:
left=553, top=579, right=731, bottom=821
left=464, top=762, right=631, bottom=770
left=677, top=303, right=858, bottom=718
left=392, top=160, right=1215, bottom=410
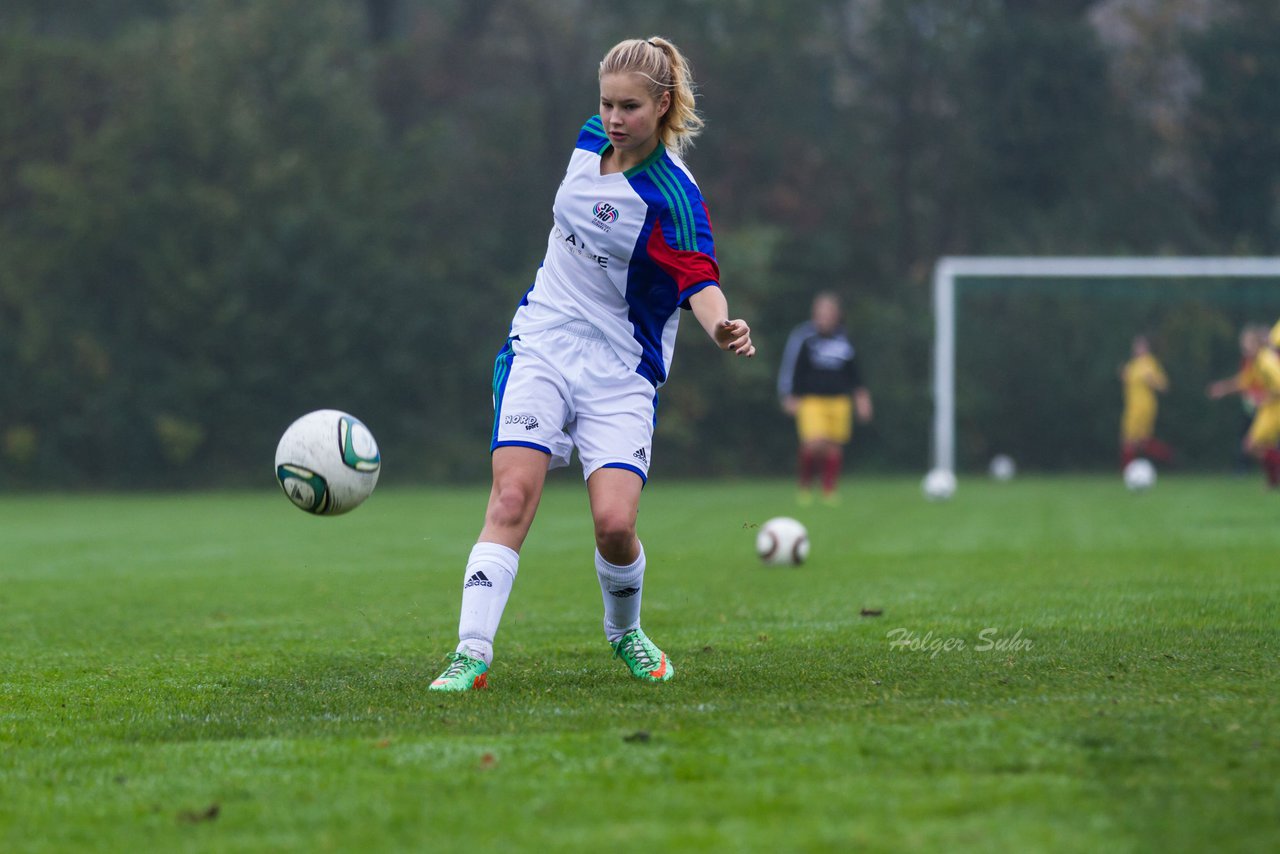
left=989, top=454, right=1016, bottom=481
left=275, top=409, right=381, bottom=515
left=756, top=516, right=809, bottom=566
left=1123, top=458, right=1156, bottom=492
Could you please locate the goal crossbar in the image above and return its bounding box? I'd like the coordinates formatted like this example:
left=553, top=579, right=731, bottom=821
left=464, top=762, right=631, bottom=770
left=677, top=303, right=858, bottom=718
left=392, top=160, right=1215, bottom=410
left=932, top=256, right=1280, bottom=473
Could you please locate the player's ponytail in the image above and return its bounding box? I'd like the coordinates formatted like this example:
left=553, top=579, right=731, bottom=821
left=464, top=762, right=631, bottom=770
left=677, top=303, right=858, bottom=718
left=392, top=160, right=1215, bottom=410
left=599, top=36, right=704, bottom=157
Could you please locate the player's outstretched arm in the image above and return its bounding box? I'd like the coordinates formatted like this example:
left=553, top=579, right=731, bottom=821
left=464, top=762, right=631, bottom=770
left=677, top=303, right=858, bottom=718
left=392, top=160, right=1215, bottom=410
left=689, top=287, right=755, bottom=358
left=1207, top=376, right=1242, bottom=399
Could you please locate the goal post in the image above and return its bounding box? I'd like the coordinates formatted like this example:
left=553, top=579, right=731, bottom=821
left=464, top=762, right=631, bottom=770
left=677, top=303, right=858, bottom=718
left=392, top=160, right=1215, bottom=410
left=932, top=256, right=1280, bottom=474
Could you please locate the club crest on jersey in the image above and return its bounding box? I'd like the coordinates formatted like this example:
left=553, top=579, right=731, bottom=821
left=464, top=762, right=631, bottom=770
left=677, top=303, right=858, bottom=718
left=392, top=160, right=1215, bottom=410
left=591, top=201, right=619, bottom=232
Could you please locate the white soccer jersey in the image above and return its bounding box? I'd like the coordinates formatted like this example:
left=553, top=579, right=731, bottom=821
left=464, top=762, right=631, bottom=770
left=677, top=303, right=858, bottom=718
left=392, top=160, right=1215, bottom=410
left=509, top=116, right=721, bottom=387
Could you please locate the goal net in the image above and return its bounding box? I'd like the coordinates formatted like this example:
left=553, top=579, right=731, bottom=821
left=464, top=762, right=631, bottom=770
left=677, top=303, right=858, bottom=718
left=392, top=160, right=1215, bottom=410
left=932, top=256, right=1280, bottom=475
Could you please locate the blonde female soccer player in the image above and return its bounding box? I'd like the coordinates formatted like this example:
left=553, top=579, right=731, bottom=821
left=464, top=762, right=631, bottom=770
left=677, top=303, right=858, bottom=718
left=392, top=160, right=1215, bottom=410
left=429, top=37, right=755, bottom=692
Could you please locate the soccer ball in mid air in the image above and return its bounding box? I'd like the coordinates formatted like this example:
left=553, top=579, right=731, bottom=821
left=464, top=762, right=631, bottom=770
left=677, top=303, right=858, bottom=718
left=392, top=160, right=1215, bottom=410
left=275, top=409, right=381, bottom=515
left=756, top=516, right=809, bottom=566
left=1123, top=458, right=1156, bottom=493
left=922, top=468, right=956, bottom=501
left=989, top=454, right=1016, bottom=482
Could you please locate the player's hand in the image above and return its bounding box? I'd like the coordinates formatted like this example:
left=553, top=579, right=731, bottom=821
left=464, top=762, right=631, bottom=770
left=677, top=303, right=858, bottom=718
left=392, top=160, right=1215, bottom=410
left=717, top=319, right=755, bottom=358
left=782, top=395, right=799, bottom=416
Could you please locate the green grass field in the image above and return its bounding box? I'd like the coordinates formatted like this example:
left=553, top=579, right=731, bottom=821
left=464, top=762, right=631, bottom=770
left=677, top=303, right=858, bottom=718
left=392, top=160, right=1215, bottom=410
left=2, top=475, right=1277, bottom=852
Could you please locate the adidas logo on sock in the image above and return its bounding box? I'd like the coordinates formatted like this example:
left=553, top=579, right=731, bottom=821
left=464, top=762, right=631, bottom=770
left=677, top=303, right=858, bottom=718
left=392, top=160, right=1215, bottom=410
left=464, top=571, right=493, bottom=589
left=609, top=586, right=640, bottom=598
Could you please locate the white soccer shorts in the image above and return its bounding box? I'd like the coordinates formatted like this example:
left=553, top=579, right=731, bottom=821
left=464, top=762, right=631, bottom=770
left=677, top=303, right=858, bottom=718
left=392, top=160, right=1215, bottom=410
left=490, top=321, right=656, bottom=482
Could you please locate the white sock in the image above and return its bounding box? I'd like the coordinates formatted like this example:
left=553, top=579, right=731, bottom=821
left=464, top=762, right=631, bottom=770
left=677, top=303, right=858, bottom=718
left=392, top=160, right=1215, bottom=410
left=455, top=541, right=518, bottom=666
left=596, top=545, right=645, bottom=643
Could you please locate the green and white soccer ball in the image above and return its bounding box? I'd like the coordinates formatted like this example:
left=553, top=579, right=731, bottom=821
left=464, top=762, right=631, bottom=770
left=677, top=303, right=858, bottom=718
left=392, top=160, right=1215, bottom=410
left=275, top=409, right=381, bottom=515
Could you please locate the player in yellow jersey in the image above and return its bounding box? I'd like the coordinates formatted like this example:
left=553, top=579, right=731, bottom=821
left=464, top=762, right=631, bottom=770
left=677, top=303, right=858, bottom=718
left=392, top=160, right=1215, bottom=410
left=1237, top=321, right=1280, bottom=488
left=1119, top=334, right=1172, bottom=467
left=1207, top=324, right=1269, bottom=469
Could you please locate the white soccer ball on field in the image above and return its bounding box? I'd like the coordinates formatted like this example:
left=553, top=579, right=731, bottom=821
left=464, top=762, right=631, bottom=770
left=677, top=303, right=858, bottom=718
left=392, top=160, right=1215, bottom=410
left=989, top=454, right=1016, bottom=482
left=756, top=516, right=809, bottom=566
left=922, top=468, right=956, bottom=501
left=1123, top=458, right=1156, bottom=493
left=275, top=409, right=381, bottom=515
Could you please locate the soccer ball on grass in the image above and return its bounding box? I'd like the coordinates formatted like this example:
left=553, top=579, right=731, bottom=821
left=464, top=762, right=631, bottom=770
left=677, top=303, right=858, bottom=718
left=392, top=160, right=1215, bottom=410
left=1123, top=458, right=1156, bottom=492
left=275, top=409, right=381, bottom=515
left=756, top=516, right=809, bottom=566
left=922, top=468, right=956, bottom=501
left=989, top=454, right=1016, bottom=481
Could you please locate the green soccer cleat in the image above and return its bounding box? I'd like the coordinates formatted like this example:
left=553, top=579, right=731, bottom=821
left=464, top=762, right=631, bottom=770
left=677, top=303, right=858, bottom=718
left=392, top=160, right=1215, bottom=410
left=428, top=651, right=489, bottom=692
left=611, top=628, right=674, bottom=683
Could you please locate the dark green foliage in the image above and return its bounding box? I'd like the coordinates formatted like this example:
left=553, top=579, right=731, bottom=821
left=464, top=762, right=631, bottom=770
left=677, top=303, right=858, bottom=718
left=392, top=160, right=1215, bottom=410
left=1186, top=0, right=1280, bottom=252
left=0, top=1, right=1275, bottom=486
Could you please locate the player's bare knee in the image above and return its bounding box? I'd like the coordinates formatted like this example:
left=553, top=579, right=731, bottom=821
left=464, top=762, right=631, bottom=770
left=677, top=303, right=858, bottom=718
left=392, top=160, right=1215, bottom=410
left=593, top=514, right=636, bottom=560
left=488, top=481, right=536, bottom=529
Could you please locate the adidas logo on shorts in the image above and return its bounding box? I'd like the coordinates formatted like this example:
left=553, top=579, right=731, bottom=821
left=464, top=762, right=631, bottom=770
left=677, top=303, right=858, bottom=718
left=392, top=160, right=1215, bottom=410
left=464, top=571, right=493, bottom=589
left=633, top=448, right=648, bottom=463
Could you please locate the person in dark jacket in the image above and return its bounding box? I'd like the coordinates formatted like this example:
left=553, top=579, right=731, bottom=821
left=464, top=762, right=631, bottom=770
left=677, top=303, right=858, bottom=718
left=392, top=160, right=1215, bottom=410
left=777, top=292, right=872, bottom=504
